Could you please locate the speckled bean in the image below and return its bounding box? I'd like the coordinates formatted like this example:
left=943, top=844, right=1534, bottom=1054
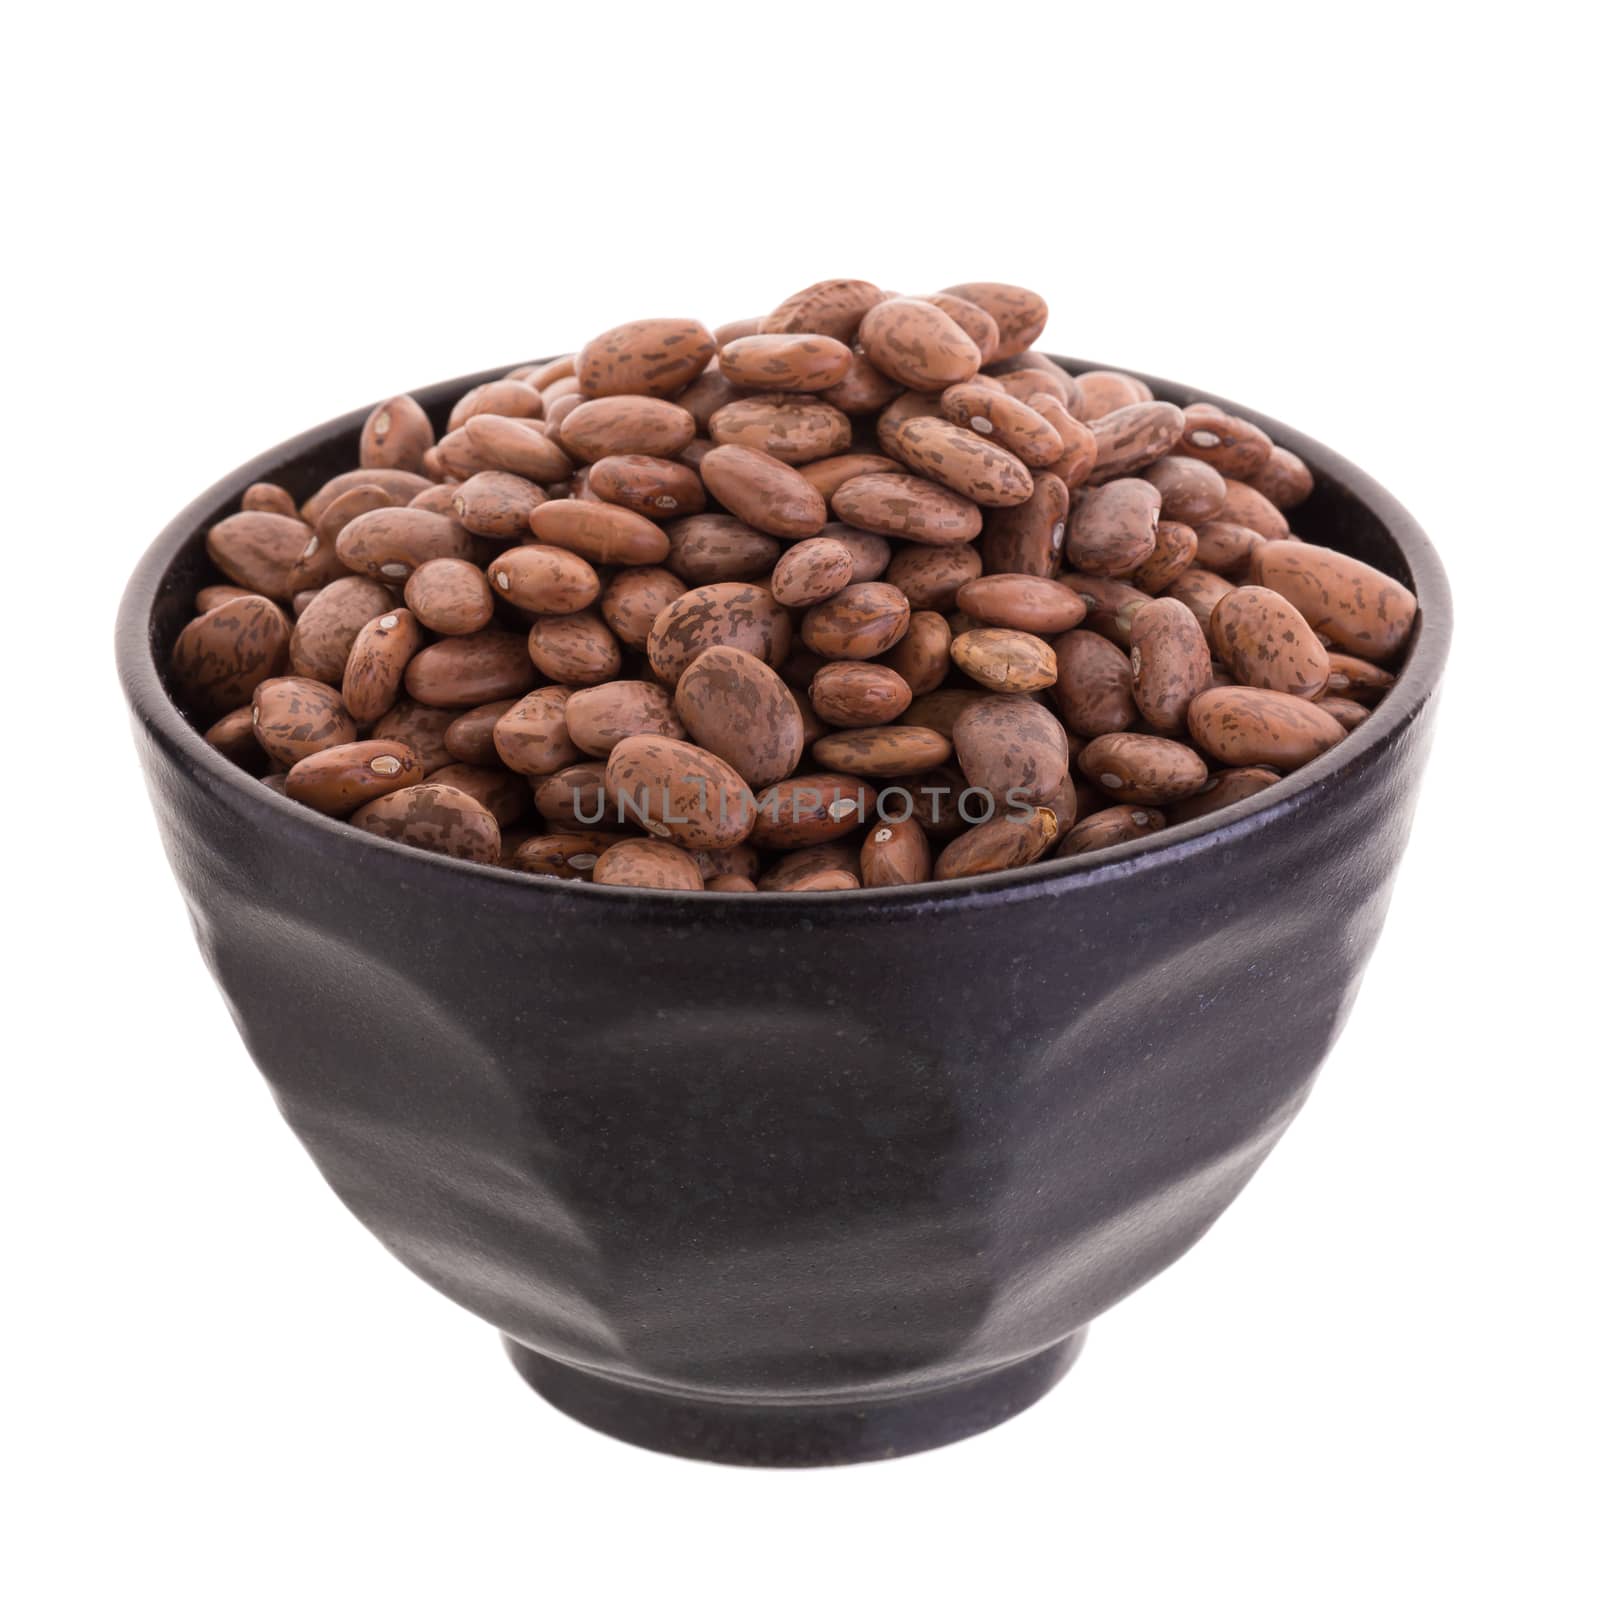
left=1188, top=686, right=1347, bottom=769
left=350, top=782, right=501, bottom=862
left=285, top=739, right=426, bottom=816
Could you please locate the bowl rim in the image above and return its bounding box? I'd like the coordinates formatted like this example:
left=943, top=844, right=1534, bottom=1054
left=117, top=352, right=1452, bottom=914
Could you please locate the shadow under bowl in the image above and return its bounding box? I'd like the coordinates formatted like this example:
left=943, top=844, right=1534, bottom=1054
left=116, top=356, right=1451, bottom=1466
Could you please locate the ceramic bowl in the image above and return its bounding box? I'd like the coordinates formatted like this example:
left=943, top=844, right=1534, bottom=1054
left=116, top=357, right=1451, bottom=1466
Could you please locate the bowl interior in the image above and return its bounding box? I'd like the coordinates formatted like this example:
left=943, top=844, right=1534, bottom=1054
left=123, top=355, right=1452, bottom=902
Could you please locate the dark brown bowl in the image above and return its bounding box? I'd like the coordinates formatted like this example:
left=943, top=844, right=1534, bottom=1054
left=116, top=356, right=1451, bottom=1465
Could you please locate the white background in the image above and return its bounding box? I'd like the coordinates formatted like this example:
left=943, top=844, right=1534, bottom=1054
left=6, top=5, right=1594, bottom=1596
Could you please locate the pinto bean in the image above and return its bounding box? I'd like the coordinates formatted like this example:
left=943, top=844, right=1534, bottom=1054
left=1187, top=686, right=1347, bottom=769
left=1251, top=542, right=1418, bottom=663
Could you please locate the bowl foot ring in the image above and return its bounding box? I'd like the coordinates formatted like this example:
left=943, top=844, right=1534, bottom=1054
left=504, top=1329, right=1087, bottom=1467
